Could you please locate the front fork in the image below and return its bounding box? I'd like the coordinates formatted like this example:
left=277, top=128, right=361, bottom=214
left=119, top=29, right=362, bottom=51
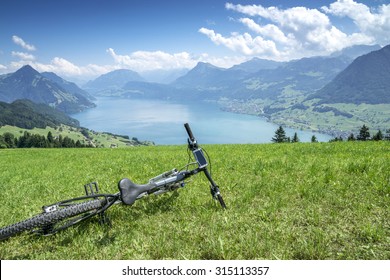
left=203, top=168, right=222, bottom=200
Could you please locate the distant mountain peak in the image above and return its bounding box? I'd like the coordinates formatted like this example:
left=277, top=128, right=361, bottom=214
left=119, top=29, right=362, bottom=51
left=83, top=68, right=144, bottom=93
left=193, top=62, right=221, bottom=70
left=332, top=44, right=382, bottom=60
left=13, top=64, right=40, bottom=78
left=196, top=61, right=214, bottom=66
left=16, top=64, right=37, bottom=72
left=230, top=57, right=282, bottom=72
left=0, top=65, right=95, bottom=113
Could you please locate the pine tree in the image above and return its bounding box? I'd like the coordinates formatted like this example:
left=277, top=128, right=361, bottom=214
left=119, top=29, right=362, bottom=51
left=372, top=130, right=383, bottom=141
left=311, top=135, right=318, bottom=143
left=347, top=133, right=355, bottom=141
left=292, top=132, right=299, bottom=143
left=272, top=126, right=288, bottom=143
left=47, top=131, right=54, bottom=143
left=357, top=125, right=370, bottom=141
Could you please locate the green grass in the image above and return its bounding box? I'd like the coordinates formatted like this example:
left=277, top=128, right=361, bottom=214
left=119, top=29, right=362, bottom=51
left=0, top=142, right=389, bottom=260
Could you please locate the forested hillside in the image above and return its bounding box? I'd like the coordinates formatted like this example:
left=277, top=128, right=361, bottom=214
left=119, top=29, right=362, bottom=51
left=308, top=45, right=390, bottom=104
left=0, top=99, right=80, bottom=129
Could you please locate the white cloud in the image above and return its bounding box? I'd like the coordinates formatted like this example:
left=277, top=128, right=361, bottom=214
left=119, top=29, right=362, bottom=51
left=201, top=1, right=390, bottom=60
left=11, top=51, right=36, bottom=61
left=239, top=18, right=291, bottom=44
left=107, top=48, right=248, bottom=73
left=107, top=48, right=200, bottom=72
left=12, top=35, right=36, bottom=51
left=199, top=28, right=280, bottom=58
left=322, top=0, right=390, bottom=45
left=9, top=57, right=116, bottom=81
left=4, top=47, right=246, bottom=81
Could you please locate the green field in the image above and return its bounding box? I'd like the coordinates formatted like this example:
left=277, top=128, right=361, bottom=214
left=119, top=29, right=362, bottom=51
left=219, top=97, right=390, bottom=137
left=0, top=142, right=389, bottom=259
left=0, top=125, right=153, bottom=147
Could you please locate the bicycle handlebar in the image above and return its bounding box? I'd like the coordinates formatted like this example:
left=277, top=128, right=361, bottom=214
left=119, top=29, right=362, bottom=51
left=184, top=123, right=199, bottom=150
left=184, top=123, right=195, bottom=142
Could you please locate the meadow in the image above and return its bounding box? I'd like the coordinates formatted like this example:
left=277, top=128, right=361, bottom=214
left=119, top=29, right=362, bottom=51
left=0, top=141, right=389, bottom=260
left=0, top=124, right=152, bottom=148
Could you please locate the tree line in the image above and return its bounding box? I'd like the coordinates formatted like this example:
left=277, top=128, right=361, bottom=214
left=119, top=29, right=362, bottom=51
left=272, top=124, right=390, bottom=143
left=0, top=131, right=93, bottom=149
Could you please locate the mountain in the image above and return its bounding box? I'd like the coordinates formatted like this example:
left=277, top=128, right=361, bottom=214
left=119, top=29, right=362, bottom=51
left=0, top=65, right=95, bottom=113
left=258, top=55, right=351, bottom=92
left=332, top=44, right=381, bottom=60
left=83, top=69, right=144, bottom=94
left=41, top=71, right=96, bottom=101
left=308, top=44, right=390, bottom=104
left=141, top=68, right=189, bottom=84
left=0, top=99, right=80, bottom=129
left=172, top=62, right=247, bottom=91
left=169, top=55, right=352, bottom=100
left=229, top=57, right=283, bottom=73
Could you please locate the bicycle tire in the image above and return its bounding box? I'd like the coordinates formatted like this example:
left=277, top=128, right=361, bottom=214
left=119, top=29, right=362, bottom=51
left=217, top=194, right=227, bottom=209
left=0, top=199, right=105, bottom=241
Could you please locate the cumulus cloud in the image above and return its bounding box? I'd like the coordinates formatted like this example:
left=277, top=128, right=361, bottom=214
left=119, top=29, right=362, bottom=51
left=5, top=47, right=246, bottom=81
left=9, top=56, right=116, bottom=81
left=107, top=48, right=201, bottom=72
left=12, top=35, right=36, bottom=51
left=200, top=1, right=389, bottom=60
left=199, top=28, right=280, bottom=57
left=107, top=48, right=248, bottom=72
left=11, top=51, right=36, bottom=61
left=322, top=0, right=390, bottom=45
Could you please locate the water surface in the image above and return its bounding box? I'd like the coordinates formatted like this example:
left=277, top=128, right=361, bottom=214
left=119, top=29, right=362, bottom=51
left=72, top=97, right=332, bottom=144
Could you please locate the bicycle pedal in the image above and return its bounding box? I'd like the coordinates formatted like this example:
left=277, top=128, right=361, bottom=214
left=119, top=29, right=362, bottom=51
left=84, top=182, right=99, bottom=197
left=33, top=224, right=55, bottom=236
left=98, top=212, right=111, bottom=227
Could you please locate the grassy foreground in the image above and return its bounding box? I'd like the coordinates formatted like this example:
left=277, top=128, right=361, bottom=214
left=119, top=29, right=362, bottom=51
left=0, top=142, right=389, bottom=260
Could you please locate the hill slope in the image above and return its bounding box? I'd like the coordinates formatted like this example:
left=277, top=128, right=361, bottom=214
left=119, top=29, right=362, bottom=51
left=0, top=142, right=388, bottom=259
left=0, top=99, right=80, bottom=129
left=308, top=45, right=390, bottom=104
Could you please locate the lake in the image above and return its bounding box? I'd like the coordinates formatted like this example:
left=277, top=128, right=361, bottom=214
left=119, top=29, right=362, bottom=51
left=72, top=97, right=332, bottom=145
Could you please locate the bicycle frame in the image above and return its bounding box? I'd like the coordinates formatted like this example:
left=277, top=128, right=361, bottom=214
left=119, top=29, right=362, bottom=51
left=0, top=123, right=225, bottom=240
left=43, top=123, right=226, bottom=235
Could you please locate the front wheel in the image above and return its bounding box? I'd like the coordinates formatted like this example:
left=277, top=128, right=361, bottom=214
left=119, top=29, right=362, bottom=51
left=0, top=199, right=105, bottom=241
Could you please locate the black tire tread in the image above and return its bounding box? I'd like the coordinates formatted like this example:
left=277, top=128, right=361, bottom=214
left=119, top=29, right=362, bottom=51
left=0, top=199, right=105, bottom=241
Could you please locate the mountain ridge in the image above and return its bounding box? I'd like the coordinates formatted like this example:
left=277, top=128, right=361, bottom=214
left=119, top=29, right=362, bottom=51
left=83, top=69, right=144, bottom=94
left=308, top=45, right=390, bottom=104
left=0, top=65, right=95, bottom=114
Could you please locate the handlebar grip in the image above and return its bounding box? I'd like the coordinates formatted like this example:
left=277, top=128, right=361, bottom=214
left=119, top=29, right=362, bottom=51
left=184, top=123, right=195, bottom=142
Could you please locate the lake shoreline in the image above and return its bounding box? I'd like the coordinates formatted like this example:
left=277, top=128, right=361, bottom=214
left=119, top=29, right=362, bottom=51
left=72, top=96, right=332, bottom=145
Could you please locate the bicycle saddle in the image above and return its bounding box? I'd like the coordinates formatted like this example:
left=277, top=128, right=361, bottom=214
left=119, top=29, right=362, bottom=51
left=118, top=178, right=156, bottom=205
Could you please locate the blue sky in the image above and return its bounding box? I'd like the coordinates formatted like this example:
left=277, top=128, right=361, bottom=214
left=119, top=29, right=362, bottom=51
left=1, top=0, right=389, bottom=81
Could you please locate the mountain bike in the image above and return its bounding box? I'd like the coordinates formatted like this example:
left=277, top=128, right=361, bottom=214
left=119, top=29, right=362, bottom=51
left=0, top=123, right=226, bottom=241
